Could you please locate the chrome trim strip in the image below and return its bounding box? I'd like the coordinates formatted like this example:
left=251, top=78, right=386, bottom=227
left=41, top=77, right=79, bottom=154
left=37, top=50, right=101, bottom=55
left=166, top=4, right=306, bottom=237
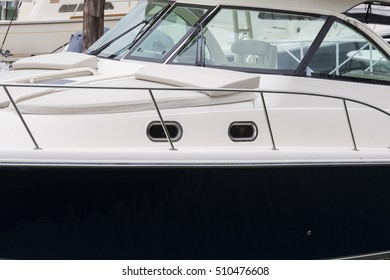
left=1, top=161, right=390, bottom=168
left=338, top=250, right=390, bottom=260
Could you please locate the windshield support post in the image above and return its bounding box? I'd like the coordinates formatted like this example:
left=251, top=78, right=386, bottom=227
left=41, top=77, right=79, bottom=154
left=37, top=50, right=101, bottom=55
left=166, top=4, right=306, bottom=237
left=294, top=16, right=336, bottom=76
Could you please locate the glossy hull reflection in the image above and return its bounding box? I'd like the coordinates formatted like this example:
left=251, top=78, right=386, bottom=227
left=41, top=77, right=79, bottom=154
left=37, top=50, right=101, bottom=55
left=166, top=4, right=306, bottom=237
left=0, top=165, right=389, bottom=260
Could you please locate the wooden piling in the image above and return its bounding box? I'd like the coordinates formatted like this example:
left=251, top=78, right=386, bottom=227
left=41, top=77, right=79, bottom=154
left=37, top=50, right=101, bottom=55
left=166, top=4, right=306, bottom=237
left=82, top=0, right=106, bottom=51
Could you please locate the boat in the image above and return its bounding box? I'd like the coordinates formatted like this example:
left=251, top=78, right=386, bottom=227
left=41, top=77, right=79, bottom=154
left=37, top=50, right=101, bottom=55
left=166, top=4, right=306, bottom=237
left=1, top=0, right=390, bottom=260
left=345, top=1, right=390, bottom=42
left=0, top=0, right=137, bottom=57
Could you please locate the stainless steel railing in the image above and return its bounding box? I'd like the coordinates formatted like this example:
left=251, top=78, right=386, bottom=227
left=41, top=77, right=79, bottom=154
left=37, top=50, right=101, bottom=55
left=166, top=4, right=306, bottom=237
left=257, top=89, right=390, bottom=151
left=1, top=82, right=390, bottom=151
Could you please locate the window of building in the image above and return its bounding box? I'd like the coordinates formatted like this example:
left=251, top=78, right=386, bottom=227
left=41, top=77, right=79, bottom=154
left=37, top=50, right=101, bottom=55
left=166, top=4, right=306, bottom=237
left=59, top=3, right=114, bottom=13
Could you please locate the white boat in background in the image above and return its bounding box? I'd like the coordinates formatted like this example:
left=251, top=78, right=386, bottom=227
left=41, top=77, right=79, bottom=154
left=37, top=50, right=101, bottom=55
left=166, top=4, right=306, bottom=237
left=1, top=0, right=390, bottom=260
left=0, top=0, right=137, bottom=57
left=345, top=1, right=390, bottom=41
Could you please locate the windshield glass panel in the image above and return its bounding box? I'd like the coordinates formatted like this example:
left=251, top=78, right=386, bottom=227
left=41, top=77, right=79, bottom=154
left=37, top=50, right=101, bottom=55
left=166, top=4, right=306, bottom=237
left=308, top=20, right=390, bottom=82
left=86, top=1, right=170, bottom=59
left=123, top=5, right=211, bottom=62
left=171, top=8, right=326, bottom=72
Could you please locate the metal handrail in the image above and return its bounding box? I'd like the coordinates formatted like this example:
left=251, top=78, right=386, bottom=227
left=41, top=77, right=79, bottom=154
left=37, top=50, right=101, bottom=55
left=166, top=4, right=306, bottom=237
left=2, top=82, right=390, bottom=151
left=343, top=99, right=358, bottom=151
left=148, top=89, right=176, bottom=151
left=2, top=86, right=40, bottom=150
left=259, top=89, right=390, bottom=151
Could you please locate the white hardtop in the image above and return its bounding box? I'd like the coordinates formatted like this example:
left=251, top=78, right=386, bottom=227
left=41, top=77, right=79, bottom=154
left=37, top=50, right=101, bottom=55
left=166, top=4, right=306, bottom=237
left=176, top=0, right=390, bottom=14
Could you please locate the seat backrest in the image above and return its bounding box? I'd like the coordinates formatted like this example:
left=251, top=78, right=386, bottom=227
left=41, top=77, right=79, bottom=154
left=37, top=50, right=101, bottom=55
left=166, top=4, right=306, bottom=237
left=230, top=40, right=277, bottom=69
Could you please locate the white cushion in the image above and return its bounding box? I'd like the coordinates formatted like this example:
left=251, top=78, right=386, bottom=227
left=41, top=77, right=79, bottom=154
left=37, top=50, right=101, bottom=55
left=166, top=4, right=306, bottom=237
left=14, top=77, right=257, bottom=115
left=12, top=52, right=98, bottom=70
left=135, top=64, right=260, bottom=96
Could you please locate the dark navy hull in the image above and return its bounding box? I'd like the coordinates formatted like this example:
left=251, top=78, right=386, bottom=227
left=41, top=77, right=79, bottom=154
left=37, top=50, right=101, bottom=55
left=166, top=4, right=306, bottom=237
left=0, top=164, right=390, bottom=259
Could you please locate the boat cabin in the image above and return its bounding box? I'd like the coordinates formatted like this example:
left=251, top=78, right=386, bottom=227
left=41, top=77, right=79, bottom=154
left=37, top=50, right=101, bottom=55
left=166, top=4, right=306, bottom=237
left=87, top=0, right=390, bottom=85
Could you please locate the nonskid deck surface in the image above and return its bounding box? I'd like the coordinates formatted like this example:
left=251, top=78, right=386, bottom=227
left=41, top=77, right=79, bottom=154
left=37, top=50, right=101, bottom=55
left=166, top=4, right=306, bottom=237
left=0, top=164, right=389, bottom=260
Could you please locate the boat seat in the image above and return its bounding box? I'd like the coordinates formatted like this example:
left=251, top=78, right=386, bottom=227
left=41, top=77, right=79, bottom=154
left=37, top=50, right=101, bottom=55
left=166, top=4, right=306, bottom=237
left=229, top=40, right=277, bottom=69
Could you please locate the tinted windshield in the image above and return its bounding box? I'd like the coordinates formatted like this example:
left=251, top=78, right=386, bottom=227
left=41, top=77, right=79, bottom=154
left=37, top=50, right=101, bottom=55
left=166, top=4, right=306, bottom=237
left=123, top=4, right=212, bottom=62
left=308, top=20, right=390, bottom=82
left=87, top=1, right=390, bottom=85
left=86, top=1, right=171, bottom=59
left=172, top=8, right=326, bottom=73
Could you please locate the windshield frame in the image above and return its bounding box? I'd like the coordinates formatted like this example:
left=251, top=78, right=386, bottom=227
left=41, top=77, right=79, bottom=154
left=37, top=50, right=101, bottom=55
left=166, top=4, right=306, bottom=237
left=169, top=6, right=330, bottom=75
left=121, top=3, right=216, bottom=63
